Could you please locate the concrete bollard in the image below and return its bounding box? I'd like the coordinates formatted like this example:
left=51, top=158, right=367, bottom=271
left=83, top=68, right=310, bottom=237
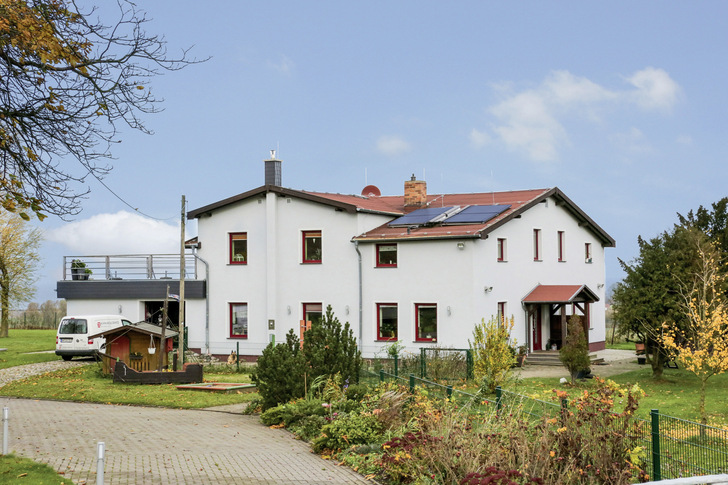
left=96, top=441, right=105, bottom=485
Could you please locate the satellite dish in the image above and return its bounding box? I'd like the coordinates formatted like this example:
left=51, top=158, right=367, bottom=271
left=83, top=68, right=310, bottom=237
left=361, top=185, right=381, bottom=197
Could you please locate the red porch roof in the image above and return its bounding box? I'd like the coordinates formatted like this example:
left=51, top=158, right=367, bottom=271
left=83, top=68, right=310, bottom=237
left=522, top=284, right=599, bottom=304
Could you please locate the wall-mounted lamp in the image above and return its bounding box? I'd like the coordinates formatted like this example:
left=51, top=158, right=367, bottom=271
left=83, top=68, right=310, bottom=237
left=597, top=283, right=605, bottom=289
left=345, top=305, right=350, bottom=315
left=286, top=305, right=291, bottom=315
left=457, top=242, right=465, bottom=250
left=484, top=286, right=493, bottom=293
left=447, top=306, right=452, bottom=316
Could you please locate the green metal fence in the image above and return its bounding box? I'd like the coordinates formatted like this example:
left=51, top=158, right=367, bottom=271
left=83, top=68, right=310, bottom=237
left=363, top=347, right=473, bottom=383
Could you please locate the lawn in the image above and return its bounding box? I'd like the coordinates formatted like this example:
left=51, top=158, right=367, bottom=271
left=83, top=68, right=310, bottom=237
left=0, top=454, right=67, bottom=484
left=511, top=368, right=728, bottom=427
left=0, top=364, right=258, bottom=409
left=0, top=330, right=59, bottom=369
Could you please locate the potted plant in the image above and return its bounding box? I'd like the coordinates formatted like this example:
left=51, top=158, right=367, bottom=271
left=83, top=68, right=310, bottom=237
left=70, top=259, right=91, bottom=280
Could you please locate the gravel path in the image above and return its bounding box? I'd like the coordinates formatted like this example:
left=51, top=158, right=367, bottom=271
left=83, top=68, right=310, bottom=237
left=0, top=359, right=92, bottom=387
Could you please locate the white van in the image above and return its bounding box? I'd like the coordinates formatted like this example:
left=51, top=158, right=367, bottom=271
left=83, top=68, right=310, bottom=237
left=55, top=315, right=132, bottom=361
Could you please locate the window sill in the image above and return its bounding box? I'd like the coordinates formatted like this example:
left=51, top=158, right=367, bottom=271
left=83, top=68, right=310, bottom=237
left=228, top=336, right=248, bottom=340
left=497, top=260, right=507, bottom=263
left=228, top=263, right=247, bottom=266
left=376, top=337, right=398, bottom=342
left=375, top=265, right=397, bottom=268
left=533, top=259, right=542, bottom=262
left=415, top=339, right=437, bottom=343
left=302, top=261, right=322, bottom=265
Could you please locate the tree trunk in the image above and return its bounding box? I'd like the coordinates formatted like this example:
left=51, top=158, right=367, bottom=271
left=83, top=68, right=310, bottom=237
left=0, top=275, right=9, bottom=338
left=650, top=351, right=665, bottom=378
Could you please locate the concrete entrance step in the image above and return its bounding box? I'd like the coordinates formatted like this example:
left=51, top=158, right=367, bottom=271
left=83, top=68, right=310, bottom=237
left=525, top=350, right=599, bottom=366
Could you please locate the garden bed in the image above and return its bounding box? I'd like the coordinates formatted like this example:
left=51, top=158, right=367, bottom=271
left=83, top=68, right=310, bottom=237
left=176, top=382, right=256, bottom=393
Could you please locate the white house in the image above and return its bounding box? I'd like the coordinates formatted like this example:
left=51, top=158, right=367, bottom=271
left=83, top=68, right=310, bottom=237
left=58, top=155, right=614, bottom=360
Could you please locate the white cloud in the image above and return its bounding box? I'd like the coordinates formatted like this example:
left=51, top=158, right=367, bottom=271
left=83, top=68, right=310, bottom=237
left=609, top=127, right=652, bottom=154
left=376, top=135, right=411, bottom=156
left=267, top=54, right=294, bottom=76
left=626, top=67, right=680, bottom=112
left=676, top=134, right=693, bottom=145
left=489, top=90, right=566, bottom=162
left=45, top=211, right=179, bottom=255
left=469, top=128, right=491, bottom=148
left=476, top=68, right=681, bottom=162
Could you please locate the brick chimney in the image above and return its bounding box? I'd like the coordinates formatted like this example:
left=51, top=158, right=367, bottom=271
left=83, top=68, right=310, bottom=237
left=264, top=150, right=282, bottom=186
left=404, top=174, right=427, bottom=208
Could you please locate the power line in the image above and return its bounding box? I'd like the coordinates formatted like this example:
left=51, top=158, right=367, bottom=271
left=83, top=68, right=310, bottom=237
left=89, top=172, right=176, bottom=221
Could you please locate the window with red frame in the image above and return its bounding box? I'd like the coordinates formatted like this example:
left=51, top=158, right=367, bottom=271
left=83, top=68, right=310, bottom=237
left=302, top=302, right=323, bottom=326
left=230, top=303, right=248, bottom=338
left=415, top=303, right=437, bottom=342
left=497, top=238, right=506, bottom=262
left=229, top=233, right=247, bottom=264
left=302, top=231, right=322, bottom=263
left=533, top=229, right=541, bottom=261
left=557, top=231, right=565, bottom=262
left=376, top=244, right=397, bottom=267
left=497, top=301, right=507, bottom=325
left=376, top=303, right=398, bottom=340
left=585, top=242, right=593, bottom=263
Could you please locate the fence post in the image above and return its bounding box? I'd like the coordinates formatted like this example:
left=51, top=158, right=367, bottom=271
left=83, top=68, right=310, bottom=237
left=420, top=348, right=426, bottom=378
left=236, top=342, right=240, bottom=372
left=446, top=385, right=452, bottom=399
left=409, top=373, right=415, bottom=393
left=651, top=409, right=661, bottom=481
left=496, top=386, right=502, bottom=416
left=394, top=354, right=398, bottom=378
left=96, top=441, right=105, bottom=485
left=560, top=397, right=569, bottom=425
left=379, top=369, right=384, bottom=383
left=2, top=407, right=8, bottom=455
left=466, top=350, right=473, bottom=380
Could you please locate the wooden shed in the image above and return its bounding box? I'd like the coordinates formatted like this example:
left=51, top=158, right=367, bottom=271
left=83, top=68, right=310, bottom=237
left=90, top=322, right=177, bottom=374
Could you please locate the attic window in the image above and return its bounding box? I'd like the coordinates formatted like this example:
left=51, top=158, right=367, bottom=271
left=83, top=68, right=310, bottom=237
left=376, top=244, right=397, bottom=267
left=229, top=233, right=247, bottom=264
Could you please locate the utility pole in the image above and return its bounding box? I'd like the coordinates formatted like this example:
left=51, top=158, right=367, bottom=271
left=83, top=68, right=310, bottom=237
left=158, top=285, right=169, bottom=371
left=178, top=195, right=186, bottom=366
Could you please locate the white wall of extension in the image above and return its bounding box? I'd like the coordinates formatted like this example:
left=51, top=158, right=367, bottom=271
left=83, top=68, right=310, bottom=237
left=189, top=193, right=608, bottom=358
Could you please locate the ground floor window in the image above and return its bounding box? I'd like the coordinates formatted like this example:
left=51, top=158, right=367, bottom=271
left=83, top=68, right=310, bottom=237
left=303, top=302, right=323, bottom=326
left=415, top=303, right=437, bottom=342
left=377, top=303, right=398, bottom=340
left=230, top=303, right=248, bottom=338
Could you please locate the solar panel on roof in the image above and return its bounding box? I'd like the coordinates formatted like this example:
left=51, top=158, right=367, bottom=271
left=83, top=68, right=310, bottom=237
left=388, top=206, right=454, bottom=226
left=443, top=204, right=511, bottom=224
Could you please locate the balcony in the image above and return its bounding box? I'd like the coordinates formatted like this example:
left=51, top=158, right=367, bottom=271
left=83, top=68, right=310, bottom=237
left=62, top=254, right=200, bottom=281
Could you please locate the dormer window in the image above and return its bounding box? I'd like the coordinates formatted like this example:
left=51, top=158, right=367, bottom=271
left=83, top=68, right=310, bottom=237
left=376, top=244, right=397, bottom=267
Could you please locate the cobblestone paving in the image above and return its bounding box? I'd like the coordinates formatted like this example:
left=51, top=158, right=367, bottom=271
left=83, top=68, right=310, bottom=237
left=0, top=359, right=91, bottom=387
left=1, top=397, right=370, bottom=484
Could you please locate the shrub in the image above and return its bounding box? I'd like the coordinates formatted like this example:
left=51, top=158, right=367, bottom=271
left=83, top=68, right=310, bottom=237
left=251, top=330, right=306, bottom=410
left=260, top=399, right=328, bottom=427
left=345, top=383, right=370, bottom=401
left=470, top=315, right=517, bottom=393
left=289, top=415, right=328, bottom=441
left=312, top=412, right=383, bottom=453
left=559, top=315, right=591, bottom=383
left=302, top=305, right=362, bottom=385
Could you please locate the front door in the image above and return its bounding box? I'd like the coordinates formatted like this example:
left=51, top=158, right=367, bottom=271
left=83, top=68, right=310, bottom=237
left=532, top=309, right=542, bottom=351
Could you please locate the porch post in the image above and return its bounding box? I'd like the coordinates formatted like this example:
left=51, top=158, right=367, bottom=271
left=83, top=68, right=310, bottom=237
left=560, top=304, right=567, bottom=344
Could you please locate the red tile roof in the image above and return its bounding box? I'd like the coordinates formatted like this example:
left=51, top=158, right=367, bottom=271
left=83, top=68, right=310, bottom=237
left=522, top=285, right=599, bottom=303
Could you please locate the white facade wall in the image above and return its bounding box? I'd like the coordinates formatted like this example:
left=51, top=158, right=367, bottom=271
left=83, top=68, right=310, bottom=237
left=192, top=193, right=609, bottom=358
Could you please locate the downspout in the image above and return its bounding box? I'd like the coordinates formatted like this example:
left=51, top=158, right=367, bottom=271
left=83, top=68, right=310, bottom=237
left=193, top=250, right=210, bottom=355
left=354, top=240, right=363, bottom=347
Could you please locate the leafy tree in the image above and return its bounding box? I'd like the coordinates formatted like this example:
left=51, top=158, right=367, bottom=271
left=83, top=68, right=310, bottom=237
left=302, top=305, right=362, bottom=385
left=469, top=315, right=517, bottom=393
left=0, top=0, right=203, bottom=219
left=678, top=197, right=728, bottom=261
left=612, top=226, right=699, bottom=377
left=251, top=330, right=306, bottom=410
left=559, top=315, right=591, bottom=383
left=661, top=237, right=728, bottom=425
left=0, top=212, right=41, bottom=337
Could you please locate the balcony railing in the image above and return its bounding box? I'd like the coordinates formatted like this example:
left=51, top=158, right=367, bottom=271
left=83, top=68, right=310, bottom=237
left=63, top=254, right=199, bottom=281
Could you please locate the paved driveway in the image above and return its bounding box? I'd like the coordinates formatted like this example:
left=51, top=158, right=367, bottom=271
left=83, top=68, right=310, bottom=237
left=0, top=397, right=370, bottom=484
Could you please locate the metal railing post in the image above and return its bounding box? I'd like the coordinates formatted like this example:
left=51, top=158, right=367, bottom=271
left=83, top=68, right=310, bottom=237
left=96, top=441, right=105, bottom=485
left=105, top=256, right=111, bottom=280
left=2, top=407, right=8, bottom=455
left=379, top=369, right=384, bottom=383
left=496, top=386, right=502, bottom=416
left=236, top=342, right=240, bottom=372
left=409, top=373, right=415, bottom=393
left=446, top=385, right=453, bottom=399
left=420, top=348, right=426, bottom=378
left=651, top=409, right=661, bottom=481
left=466, top=349, right=473, bottom=380
left=394, top=354, right=398, bottom=378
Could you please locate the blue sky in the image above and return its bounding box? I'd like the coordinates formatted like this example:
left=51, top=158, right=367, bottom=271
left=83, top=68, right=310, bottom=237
left=32, top=1, right=728, bottom=303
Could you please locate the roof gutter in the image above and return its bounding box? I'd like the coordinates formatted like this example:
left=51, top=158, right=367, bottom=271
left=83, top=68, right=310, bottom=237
left=193, top=249, right=210, bottom=355
left=353, top=240, right=363, bottom=348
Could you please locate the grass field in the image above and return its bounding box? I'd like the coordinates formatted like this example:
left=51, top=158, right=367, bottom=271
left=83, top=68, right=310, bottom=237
left=0, top=364, right=257, bottom=409
left=510, top=367, right=728, bottom=427
left=0, top=455, right=67, bottom=484
left=0, top=330, right=59, bottom=370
